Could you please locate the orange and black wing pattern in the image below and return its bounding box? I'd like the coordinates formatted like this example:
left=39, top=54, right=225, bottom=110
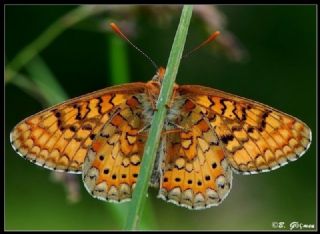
left=82, top=97, right=147, bottom=202
left=179, top=85, right=312, bottom=175
left=10, top=83, right=146, bottom=174
left=158, top=98, right=232, bottom=209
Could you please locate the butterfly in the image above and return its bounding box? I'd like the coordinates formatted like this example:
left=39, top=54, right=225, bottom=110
left=10, top=64, right=312, bottom=210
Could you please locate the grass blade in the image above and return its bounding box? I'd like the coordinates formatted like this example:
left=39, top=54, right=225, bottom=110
left=5, top=6, right=108, bottom=83
left=26, top=56, right=68, bottom=106
left=10, top=73, right=49, bottom=107
left=109, top=34, right=131, bottom=85
left=108, top=31, right=157, bottom=230
left=124, top=5, right=193, bottom=230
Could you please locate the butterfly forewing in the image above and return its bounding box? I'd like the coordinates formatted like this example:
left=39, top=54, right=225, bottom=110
left=10, top=83, right=146, bottom=173
left=179, top=85, right=312, bottom=175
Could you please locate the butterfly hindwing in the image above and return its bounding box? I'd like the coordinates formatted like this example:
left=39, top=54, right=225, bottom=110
left=158, top=98, right=232, bottom=210
left=82, top=96, right=146, bottom=202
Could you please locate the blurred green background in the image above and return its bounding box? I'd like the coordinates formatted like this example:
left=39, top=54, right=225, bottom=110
left=5, top=5, right=316, bottom=231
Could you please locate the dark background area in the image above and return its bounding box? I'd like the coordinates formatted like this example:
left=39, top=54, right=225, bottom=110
left=5, top=5, right=316, bottom=230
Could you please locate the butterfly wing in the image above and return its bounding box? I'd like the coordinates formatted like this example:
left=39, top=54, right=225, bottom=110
left=178, top=85, right=312, bottom=175
left=10, top=83, right=146, bottom=174
left=158, top=99, right=232, bottom=209
left=82, top=97, right=147, bottom=202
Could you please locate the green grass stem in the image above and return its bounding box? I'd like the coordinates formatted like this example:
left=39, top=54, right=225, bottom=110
left=108, top=31, right=157, bottom=230
left=124, top=5, right=193, bottom=230
left=26, top=56, right=68, bottom=106
left=5, top=6, right=108, bottom=83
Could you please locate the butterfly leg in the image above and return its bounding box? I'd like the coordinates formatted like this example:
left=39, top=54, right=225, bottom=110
left=167, top=122, right=187, bottom=131
left=165, top=84, right=179, bottom=109
left=145, top=81, right=159, bottom=111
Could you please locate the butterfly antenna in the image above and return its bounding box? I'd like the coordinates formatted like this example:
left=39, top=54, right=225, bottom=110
left=183, top=31, right=221, bottom=58
left=110, top=22, right=158, bottom=70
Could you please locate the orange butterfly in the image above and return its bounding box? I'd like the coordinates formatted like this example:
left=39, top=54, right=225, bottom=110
left=10, top=24, right=311, bottom=210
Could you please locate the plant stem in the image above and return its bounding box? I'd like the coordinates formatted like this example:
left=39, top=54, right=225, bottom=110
left=109, top=34, right=130, bottom=85
left=124, top=5, right=193, bottom=230
left=5, top=6, right=107, bottom=83
left=108, top=30, right=157, bottom=230
left=26, top=56, right=68, bottom=106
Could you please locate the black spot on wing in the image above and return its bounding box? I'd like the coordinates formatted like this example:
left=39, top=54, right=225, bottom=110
left=220, top=135, right=234, bottom=144
left=241, top=107, right=247, bottom=121
left=258, top=111, right=270, bottom=132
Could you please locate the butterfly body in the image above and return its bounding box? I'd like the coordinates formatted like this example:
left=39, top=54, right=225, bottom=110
left=10, top=67, right=311, bottom=210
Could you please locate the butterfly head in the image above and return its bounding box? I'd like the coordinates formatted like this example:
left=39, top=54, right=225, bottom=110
left=147, top=66, right=179, bottom=104
left=157, top=67, right=166, bottom=80
left=152, top=66, right=166, bottom=83
left=146, top=67, right=168, bottom=100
